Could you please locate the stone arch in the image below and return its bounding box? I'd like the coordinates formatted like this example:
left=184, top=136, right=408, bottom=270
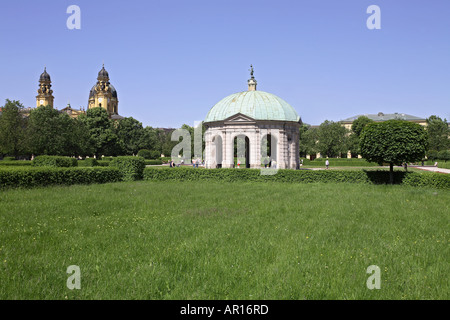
left=211, top=134, right=223, bottom=168
left=232, top=133, right=251, bottom=168
left=261, top=132, right=278, bottom=167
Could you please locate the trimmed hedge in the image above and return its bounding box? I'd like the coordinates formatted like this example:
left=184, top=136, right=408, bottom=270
left=0, top=161, right=32, bottom=167
left=33, top=156, right=78, bottom=167
left=2, top=157, right=16, bottom=161
left=110, top=156, right=145, bottom=181
left=301, top=158, right=379, bottom=167
left=145, top=160, right=163, bottom=165
left=78, top=158, right=99, bottom=167
left=0, top=167, right=122, bottom=189
left=437, top=162, right=450, bottom=170
left=143, top=167, right=450, bottom=189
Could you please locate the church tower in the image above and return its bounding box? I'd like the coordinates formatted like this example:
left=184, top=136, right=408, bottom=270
left=36, top=67, right=54, bottom=108
left=88, top=64, right=119, bottom=116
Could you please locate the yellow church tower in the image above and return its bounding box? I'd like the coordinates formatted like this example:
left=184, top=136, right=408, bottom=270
left=88, top=64, right=119, bottom=116
left=36, top=67, right=54, bottom=108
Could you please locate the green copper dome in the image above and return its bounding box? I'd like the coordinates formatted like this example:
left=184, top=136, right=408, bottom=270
left=205, top=90, right=300, bottom=123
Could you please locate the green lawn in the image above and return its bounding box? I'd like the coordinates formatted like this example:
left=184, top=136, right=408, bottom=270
left=0, top=181, right=448, bottom=299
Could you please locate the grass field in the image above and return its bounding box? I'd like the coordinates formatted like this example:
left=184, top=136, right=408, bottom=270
left=0, top=181, right=448, bottom=300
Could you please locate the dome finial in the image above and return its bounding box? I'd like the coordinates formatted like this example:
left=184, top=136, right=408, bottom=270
left=247, top=64, right=257, bottom=91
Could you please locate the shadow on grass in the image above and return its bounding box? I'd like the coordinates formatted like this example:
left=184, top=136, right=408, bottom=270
left=363, top=170, right=408, bottom=185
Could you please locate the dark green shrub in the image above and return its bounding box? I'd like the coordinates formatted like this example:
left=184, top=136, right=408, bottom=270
left=110, top=156, right=145, bottom=181
left=2, top=157, right=15, bottom=161
left=137, top=149, right=152, bottom=159
left=32, top=156, right=78, bottom=167
left=150, top=151, right=161, bottom=159
left=0, top=167, right=122, bottom=189
left=437, top=150, right=450, bottom=161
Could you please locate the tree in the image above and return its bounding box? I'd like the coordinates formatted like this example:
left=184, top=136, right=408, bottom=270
left=79, top=107, right=120, bottom=158
left=0, top=99, right=28, bottom=158
left=351, top=116, right=374, bottom=138
left=317, top=120, right=348, bottom=158
left=360, top=120, right=428, bottom=184
left=27, top=105, right=74, bottom=156
left=115, top=117, right=145, bottom=155
left=346, top=133, right=360, bottom=157
left=426, top=115, right=449, bottom=152
left=299, top=124, right=318, bottom=157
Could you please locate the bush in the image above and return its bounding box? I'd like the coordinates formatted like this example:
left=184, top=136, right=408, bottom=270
left=145, top=160, right=163, bottom=165
left=32, top=156, right=78, bottom=167
left=0, top=167, right=122, bottom=189
left=143, top=167, right=450, bottom=189
left=150, top=151, right=161, bottom=159
left=2, top=157, right=15, bottom=161
left=437, top=162, right=450, bottom=169
left=110, top=156, right=145, bottom=181
left=300, top=158, right=379, bottom=167
left=437, top=150, right=450, bottom=161
left=137, top=149, right=152, bottom=159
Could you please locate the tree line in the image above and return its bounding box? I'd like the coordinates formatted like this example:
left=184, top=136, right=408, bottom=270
left=1, top=99, right=448, bottom=163
left=299, top=115, right=449, bottom=159
left=0, top=100, right=183, bottom=159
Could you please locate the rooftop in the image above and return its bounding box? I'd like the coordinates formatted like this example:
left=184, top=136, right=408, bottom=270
left=341, top=112, right=426, bottom=122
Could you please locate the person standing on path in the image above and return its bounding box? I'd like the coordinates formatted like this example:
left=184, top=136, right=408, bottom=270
left=325, top=159, right=329, bottom=170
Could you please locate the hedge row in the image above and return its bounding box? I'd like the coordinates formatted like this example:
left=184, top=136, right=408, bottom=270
left=437, top=162, right=450, bottom=169
left=145, top=160, right=163, bottom=165
left=0, top=167, right=122, bottom=189
left=0, top=161, right=32, bottom=166
left=33, top=156, right=78, bottom=167
left=301, top=159, right=380, bottom=167
left=143, top=167, right=450, bottom=189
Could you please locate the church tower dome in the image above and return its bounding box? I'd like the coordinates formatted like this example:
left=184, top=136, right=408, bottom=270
left=36, top=67, right=54, bottom=108
left=88, top=64, right=119, bottom=116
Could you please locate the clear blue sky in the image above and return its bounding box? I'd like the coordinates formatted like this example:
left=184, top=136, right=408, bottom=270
left=1, top=0, right=449, bottom=128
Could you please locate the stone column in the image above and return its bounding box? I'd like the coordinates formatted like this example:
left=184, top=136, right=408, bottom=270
left=224, top=131, right=234, bottom=168
left=251, top=130, right=261, bottom=169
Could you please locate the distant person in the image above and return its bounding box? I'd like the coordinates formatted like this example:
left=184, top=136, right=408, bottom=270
left=237, top=159, right=241, bottom=168
left=325, top=159, right=329, bottom=169
left=264, top=158, right=268, bottom=168
left=271, top=159, right=277, bottom=169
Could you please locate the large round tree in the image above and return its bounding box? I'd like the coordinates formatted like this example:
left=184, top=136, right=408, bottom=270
left=360, top=120, right=427, bottom=184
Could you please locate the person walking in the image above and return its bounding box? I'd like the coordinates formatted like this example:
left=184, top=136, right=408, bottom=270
left=325, top=159, right=329, bottom=170
left=237, top=159, right=241, bottom=168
